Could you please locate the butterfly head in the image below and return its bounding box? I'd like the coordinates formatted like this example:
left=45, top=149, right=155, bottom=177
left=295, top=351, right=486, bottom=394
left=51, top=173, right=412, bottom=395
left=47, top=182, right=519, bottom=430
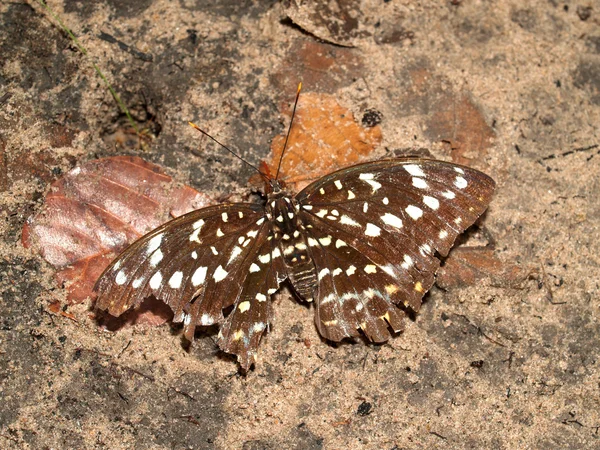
left=266, top=178, right=287, bottom=195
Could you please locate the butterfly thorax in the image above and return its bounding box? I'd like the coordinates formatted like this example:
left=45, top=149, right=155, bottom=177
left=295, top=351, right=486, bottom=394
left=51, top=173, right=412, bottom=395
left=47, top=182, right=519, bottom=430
left=266, top=188, right=317, bottom=302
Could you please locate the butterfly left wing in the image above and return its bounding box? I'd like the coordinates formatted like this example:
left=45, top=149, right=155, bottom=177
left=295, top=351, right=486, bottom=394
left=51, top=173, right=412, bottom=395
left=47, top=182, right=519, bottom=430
left=94, top=203, right=285, bottom=369
left=295, top=158, right=495, bottom=342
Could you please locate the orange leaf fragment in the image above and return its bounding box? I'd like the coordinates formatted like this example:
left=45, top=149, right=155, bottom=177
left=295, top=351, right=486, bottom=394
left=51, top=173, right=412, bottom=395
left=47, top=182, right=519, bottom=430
left=268, top=92, right=382, bottom=190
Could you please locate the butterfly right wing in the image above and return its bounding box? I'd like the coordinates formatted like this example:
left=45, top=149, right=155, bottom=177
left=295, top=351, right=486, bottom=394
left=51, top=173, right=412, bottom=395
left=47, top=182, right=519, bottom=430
left=295, top=158, right=495, bottom=342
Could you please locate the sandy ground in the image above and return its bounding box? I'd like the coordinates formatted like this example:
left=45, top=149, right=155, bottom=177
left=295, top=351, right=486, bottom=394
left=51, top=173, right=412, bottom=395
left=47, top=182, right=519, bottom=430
left=1, top=0, right=599, bottom=449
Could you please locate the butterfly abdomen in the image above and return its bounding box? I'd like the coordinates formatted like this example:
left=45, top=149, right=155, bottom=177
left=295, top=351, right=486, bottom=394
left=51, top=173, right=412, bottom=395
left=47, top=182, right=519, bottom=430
left=268, top=192, right=318, bottom=302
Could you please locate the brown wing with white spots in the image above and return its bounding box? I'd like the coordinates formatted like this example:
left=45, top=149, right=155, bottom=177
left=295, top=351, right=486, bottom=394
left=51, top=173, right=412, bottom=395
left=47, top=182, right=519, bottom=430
left=94, top=203, right=286, bottom=367
left=216, top=229, right=287, bottom=369
left=295, top=158, right=495, bottom=342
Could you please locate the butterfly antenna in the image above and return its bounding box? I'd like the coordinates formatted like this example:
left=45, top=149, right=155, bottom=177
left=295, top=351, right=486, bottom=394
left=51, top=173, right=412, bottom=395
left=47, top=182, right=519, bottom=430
left=188, top=122, right=268, bottom=180
left=275, top=82, right=302, bottom=180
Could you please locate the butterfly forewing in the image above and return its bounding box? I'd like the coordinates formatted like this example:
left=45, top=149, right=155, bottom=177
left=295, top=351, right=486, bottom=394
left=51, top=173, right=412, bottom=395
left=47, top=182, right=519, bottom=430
left=95, top=203, right=271, bottom=329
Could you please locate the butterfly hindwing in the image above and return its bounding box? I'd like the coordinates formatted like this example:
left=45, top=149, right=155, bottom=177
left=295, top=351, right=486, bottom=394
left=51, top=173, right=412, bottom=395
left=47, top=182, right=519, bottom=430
left=305, top=225, right=407, bottom=342
left=216, top=227, right=287, bottom=369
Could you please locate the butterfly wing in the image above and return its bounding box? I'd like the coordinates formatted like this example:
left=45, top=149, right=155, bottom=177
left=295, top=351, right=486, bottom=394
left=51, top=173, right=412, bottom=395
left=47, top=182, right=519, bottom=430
left=295, top=158, right=495, bottom=341
left=95, top=203, right=286, bottom=368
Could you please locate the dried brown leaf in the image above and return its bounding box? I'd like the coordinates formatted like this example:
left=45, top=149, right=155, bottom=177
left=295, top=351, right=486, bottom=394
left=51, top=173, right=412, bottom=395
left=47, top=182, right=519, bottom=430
left=437, top=248, right=526, bottom=290
left=23, top=156, right=212, bottom=304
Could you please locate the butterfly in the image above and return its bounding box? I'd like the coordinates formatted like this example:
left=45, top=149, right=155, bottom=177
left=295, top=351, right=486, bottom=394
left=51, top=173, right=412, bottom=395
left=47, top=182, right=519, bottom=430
left=94, top=91, right=495, bottom=370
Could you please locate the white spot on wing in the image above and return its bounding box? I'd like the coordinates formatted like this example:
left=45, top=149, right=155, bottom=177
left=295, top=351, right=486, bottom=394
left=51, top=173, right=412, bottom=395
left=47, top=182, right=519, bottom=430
left=365, top=223, right=381, bottom=237
left=259, top=253, right=271, bottom=264
left=190, top=220, right=205, bottom=241
left=381, top=213, right=403, bottom=229
left=412, top=177, right=428, bottom=189
left=115, top=270, right=127, bottom=285
left=216, top=228, right=224, bottom=237
left=228, top=246, right=242, bottom=264
left=335, top=239, right=347, bottom=248
left=319, top=236, right=332, bottom=246
left=316, top=209, right=328, bottom=218
left=308, top=237, right=318, bottom=247
left=213, top=265, right=228, bottom=282
left=249, top=263, right=260, bottom=273
left=132, top=278, right=143, bottom=289
left=191, top=266, right=207, bottom=286
left=321, top=293, right=336, bottom=304
left=365, top=179, right=382, bottom=192
left=221, top=212, right=228, bottom=222
left=318, top=268, right=330, bottom=280
left=256, top=293, right=267, bottom=302
left=443, top=191, right=456, bottom=199
left=303, top=205, right=313, bottom=211
left=150, top=249, right=163, bottom=267
left=423, top=196, right=440, bottom=210
left=455, top=176, right=468, bottom=189
left=147, top=233, right=164, bottom=255
left=191, top=251, right=198, bottom=259
left=454, top=167, right=465, bottom=174
left=346, top=265, right=356, bottom=276
left=359, top=173, right=381, bottom=192
left=439, top=230, right=449, bottom=239
left=382, top=265, right=395, bottom=277
left=238, top=301, right=251, bottom=313
left=404, top=164, right=425, bottom=177
left=347, top=190, right=355, bottom=199
left=405, top=205, right=423, bottom=220
left=401, top=254, right=413, bottom=270
left=168, top=271, right=183, bottom=289
left=332, top=268, right=342, bottom=276
left=364, top=265, right=377, bottom=274
left=200, top=314, right=213, bottom=325
left=149, top=272, right=162, bottom=290
left=340, top=215, right=360, bottom=227
left=334, top=180, right=343, bottom=190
